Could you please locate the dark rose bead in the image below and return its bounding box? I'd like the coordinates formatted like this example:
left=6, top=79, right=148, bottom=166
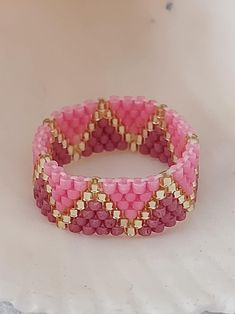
left=138, top=226, right=151, bottom=236
left=96, top=226, right=110, bottom=235
left=69, top=224, right=82, bottom=233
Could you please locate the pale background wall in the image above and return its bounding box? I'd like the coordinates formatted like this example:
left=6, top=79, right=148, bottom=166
left=0, top=1, right=235, bottom=314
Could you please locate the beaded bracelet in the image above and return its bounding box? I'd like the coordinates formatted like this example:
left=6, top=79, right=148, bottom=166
left=33, top=97, right=199, bottom=237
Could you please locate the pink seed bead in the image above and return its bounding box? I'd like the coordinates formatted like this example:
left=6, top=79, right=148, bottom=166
left=82, top=226, right=95, bottom=235
left=69, top=224, right=82, bottom=233
left=152, top=206, right=166, bottom=218
left=82, top=146, right=93, bottom=157
left=88, top=136, right=97, bottom=147
left=138, top=226, right=151, bottom=236
left=117, top=141, right=128, bottom=150
left=111, top=133, right=121, bottom=143
left=89, top=219, right=101, bottom=228
left=154, top=143, right=163, bottom=153
left=150, top=148, right=159, bottom=158
left=159, top=153, right=168, bottom=163
left=76, top=217, right=87, bottom=226
left=104, top=125, right=115, bottom=135
left=104, top=218, right=116, bottom=228
left=117, top=201, right=129, bottom=210
left=161, top=196, right=173, bottom=207
left=98, top=118, right=108, bottom=128
left=92, top=127, right=103, bottom=138
left=93, top=143, right=104, bottom=153
left=152, top=223, right=164, bottom=233
left=96, top=226, right=109, bottom=235
left=105, top=141, right=115, bottom=151
left=111, top=227, right=124, bottom=236
left=139, top=144, right=150, bottom=155
left=47, top=213, right=56, bottom=223
left=82, top=210, right=95, bottom=219
left=147, top=219, right=159, bottom=228
left=96, top=210, right=109, bottom=220
left=88, top=201, right=102, bottom=211
left=167, top=199, right=178, bottom=212
left=177, top=211, right=186, bottom=221
left=100, top=134, right=109, bottom=144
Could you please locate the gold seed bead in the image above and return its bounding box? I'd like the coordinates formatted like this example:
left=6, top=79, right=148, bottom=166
left=50, top=196, right=56, bottom=206
left=83, top=192, right=92, bottom=202
left=79, top=141, right=85, bottom=152
left=97, top=193, right=106, bottom=202
left=174, top=190, right=181, bottom=198
left=70, top=208, right=78, bottom=217
left=142, top=129, right=148, bottom=138
left=62, top=215, right=71, bottom=223
left=53, top=209, right=61, bottom=218
left=120, top=219, right=128, bottom=228
left=178, top=195, right=185, bottom=204
left=147, top=121, right=153, bottom=131
left=156, top=190, right=165, bottom=200
left=84, top=132, right=90, bottom=141
left=68, top=145, right=74, bottom=156
left=119, top=125, right=125, bottom=135
left=152, top=115, right=160, bottom=124
left=148, top=200, right=157, bottom=209
left=105, top=202, right=113, bottom=211
left=134, top=219, right=143, bottom=229
left=57, top=220, right=66, bottom=229
left=62, top=139, right=67, bottom=149
left=46, top=184, right=52, bottom=193
left=127, top=226, right=136, bottom=237
left=42, top=173, right=49, bottom=181
left=168, top=183, right=177, bottom=193
left=112, top=118, right=118, bottom=127
left=141, top=211, right=150, bottom=220
left=113, top=210, right=121, bottom=219
left=89, top=123, right=95, bottom=132
left=130, top=142, right=137, bottom=152
left=73, top=152, right=80, bottom=161
left=136, top=135, right=142, bottom=145
left=161, top=176, right=172, bottom=187
left=58, top=134, right=63, bottom=143
left=94, top=111, right=100, bottom=121
left=76, top=200, right=85, bottom=210
left=165, top=132, right=171, bottom=140
left=125, top=133, right=131, bottom=143
left=106, top=110, right=112, bottom=119
left=168, top=143, right=174, bottom=153
left=183, top=200, right=191, bottom=209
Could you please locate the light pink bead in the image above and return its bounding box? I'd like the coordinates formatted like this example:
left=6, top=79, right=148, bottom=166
left=125, top=193, right=136, bottom=202
left=147, top=176, right=159, bottom=192
left=60, top=175, right=73, bottom=190
left=117, top=178, right=131, bottom=194
left=61, top=196, right=73, bottom=208
left=133, top=201, right=144, bottom=211
left=73, top=177, right=87, bottom=192
left=110, top=193, right=123, bottom=202
left=125, top=210, right=138, bottom=220
left=140, top=192, right=152, bottom=202
left=102, top=179, right=117, bottom=195
left=117, top=201, right=129, bottom=210
left=67, top=189, right=81, bottom=200
left=132, top=179, right=146, bottom=194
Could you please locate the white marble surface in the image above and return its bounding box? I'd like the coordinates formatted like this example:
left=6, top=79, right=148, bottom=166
left=0, top=1, right=235, bottom=313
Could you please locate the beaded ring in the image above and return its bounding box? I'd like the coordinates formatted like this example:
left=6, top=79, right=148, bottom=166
left=33, top=97, right=199, bottom=237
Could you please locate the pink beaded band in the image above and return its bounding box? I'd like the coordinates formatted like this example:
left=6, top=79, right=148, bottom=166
left=33, top=97, right=199, bottom=237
